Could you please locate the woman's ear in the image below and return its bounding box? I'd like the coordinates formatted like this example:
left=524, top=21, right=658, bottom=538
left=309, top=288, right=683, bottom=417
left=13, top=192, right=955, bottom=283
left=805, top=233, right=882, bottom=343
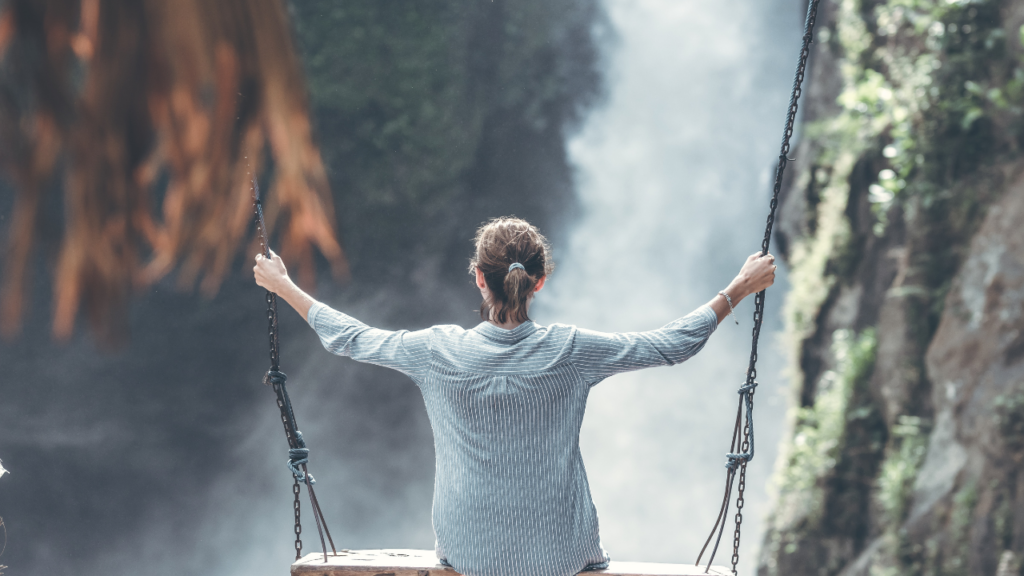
left=534, top=276, right=546, bottom=293
left=475, top=267, right=487, bottom=290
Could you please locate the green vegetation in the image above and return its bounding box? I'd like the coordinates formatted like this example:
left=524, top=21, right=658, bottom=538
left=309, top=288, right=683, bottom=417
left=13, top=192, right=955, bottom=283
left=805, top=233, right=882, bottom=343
left=821, top=0, right=1012, bottom=209
left=780, top=329, right=878, bottom=522
left=994, top=389, right=1024, bottom=455
left=941, top=481, right=979, bottom=574
left=766, top=0, right=1024, bottom=573
left=296, top=2, right=477, bottom=209
left=876, top=415, right=928, bottom=525
left=783, top=153, right=853, bottom=353
left=764, top=328, right=878, bottom=573
left=288, top=1, right=603, bottom=288
left=992, top=388, right=1024, bottom=565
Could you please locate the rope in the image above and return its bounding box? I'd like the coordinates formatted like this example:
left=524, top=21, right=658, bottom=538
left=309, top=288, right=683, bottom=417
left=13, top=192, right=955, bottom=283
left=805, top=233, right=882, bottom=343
left=253, top=175, right=336, bottom=562
left=694, top=1, right=821, bottom=573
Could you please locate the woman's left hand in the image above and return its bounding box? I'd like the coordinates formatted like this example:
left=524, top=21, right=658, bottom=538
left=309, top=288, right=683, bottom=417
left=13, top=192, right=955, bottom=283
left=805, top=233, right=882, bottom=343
left=253, top=250, right=291, bottom=294
left=735, top=251, right=777, bottom=296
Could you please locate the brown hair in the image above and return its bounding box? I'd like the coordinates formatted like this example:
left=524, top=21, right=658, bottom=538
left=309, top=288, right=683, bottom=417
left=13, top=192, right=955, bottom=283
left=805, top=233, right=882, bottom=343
left=469, top=217, right=555, bottom=324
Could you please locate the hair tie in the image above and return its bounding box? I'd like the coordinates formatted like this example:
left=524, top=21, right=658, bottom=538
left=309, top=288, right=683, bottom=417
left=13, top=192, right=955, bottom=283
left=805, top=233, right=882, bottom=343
left=508, top=262, right=525, bottom=273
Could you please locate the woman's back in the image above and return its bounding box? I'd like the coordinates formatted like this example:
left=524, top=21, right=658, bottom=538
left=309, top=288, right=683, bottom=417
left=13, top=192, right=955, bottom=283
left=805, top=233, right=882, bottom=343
left=425, top=321, right=603, bottom=576
left=307, top=302, right=718, bottom=576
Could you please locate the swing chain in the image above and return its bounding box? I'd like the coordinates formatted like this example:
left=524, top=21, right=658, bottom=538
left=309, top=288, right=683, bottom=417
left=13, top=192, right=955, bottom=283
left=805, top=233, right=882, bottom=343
left=268, top=290, right=280, bottom=370
left=294, top=477, right=303, bottom=559
left=267, top=367, right=305, bottom=559
left=730, top=388, right=753, bottom=572
left=696, top=0, right=820, bottom=573
left=737, top=1, right=819, bottom=572
left=253, top=174, right=336, bottom=563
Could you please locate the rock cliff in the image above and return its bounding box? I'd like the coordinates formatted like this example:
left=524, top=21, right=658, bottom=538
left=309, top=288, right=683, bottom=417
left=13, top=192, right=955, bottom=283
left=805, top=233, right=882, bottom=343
left=760, top=0, right=1024, bottom=574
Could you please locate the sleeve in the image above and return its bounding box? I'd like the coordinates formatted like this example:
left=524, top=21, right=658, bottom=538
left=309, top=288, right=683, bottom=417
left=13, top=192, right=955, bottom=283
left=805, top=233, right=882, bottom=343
left=307, top=301, right=431, bottom=382
left=570, top=304, right=719, bottom=386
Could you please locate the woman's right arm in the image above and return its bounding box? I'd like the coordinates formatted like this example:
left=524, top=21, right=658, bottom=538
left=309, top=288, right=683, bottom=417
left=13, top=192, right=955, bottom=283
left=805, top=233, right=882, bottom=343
left=253, top=250, right=316, bottom=320
left=253, top=251, right=430, bottom=381
left=306, top=303, right=431, bottom=381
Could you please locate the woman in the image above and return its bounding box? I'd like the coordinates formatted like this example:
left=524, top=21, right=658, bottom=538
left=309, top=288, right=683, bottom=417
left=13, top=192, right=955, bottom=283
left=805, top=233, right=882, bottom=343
left=253, top=216, right=776, bottom=576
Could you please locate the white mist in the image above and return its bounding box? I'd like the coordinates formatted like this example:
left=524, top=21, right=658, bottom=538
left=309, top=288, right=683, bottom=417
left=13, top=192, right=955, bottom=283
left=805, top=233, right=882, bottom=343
left=533, top=0, right=803, bottom=573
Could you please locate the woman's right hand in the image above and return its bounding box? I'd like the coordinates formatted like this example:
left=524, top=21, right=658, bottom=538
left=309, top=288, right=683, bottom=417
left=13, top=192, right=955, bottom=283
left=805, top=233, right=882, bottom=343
left=253, top=250, right=292, bottom=294
left=732, top=252, right=777, bottom=297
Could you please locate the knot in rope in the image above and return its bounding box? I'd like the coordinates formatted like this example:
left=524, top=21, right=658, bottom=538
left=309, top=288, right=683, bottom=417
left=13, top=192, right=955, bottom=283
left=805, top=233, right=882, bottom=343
left=288, top=447, right=315, bottom=483
left=723, top=381, right=759, bottom=470
left=725, top=452, right=752, bottom=471
left=286, top=430, right=315, bottom=483
left=264, top=369, right=287, bottom=386
left=285, top=430, right=314, bottom=483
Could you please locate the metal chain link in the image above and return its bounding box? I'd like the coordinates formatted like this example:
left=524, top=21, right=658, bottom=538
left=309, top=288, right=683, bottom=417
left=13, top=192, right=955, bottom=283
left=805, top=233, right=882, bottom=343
left=293, top=478, right=303, bottom=559
left=268, top=290, right=280, bottom=370
left=696, top=1, right=820, bottom=573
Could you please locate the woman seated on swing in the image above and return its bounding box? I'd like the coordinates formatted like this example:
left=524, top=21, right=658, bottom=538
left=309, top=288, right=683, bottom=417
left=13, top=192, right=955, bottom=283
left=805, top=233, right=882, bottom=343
left=253, top=216, right=776, bottom=576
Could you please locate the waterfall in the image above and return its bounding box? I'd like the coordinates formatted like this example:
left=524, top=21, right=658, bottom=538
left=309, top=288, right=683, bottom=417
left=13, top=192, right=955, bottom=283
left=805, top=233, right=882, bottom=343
left=534, top=0, right=802, bottom=571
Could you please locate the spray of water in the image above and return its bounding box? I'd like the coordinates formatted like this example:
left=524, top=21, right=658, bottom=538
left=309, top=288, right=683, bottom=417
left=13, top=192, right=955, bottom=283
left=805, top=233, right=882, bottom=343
left=533, top=0, right=801, bottom=572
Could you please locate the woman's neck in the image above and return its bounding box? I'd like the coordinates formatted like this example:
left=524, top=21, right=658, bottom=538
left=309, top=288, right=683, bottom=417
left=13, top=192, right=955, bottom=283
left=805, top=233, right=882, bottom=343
left=487, top=304, right=530, bottom=330
left=489, top=318, right=525, bottom=330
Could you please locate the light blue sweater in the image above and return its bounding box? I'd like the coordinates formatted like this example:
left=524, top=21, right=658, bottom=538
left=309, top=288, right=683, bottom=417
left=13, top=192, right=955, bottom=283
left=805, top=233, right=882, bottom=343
left=307, top=302, right=718, bottom=576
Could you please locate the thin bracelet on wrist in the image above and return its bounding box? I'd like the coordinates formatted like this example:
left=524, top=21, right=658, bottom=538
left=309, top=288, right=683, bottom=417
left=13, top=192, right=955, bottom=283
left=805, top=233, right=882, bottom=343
left=718, top=290, right=739, bottom=325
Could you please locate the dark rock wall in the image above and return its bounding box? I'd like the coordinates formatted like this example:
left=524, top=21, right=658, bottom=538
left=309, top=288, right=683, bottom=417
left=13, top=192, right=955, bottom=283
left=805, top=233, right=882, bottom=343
left=760, top=0, right=1024, bottom=574
left=0, top=2, right=604, bottom=574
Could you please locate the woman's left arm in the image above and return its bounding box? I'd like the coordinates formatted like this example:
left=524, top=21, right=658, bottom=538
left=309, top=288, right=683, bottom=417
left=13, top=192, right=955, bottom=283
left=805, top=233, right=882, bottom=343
left=569, top=252, right=778, bottom=385
left=571, top=306, right=719, bottom=385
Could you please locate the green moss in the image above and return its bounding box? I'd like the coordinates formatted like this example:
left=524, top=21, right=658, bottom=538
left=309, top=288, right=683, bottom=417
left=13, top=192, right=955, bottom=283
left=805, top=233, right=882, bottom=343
left=994, top=496, right=1013, bottom=552
left=993, top=389, right=1024, bottom=559
left=994, top=389, right=1024, bottom=455
left=876, top=415, right=929, bottom=525
left=783, top=153, right=854, bottom=351
left=943, top=480, right=979, bottom=575
left=774, top=329, right=879, bottom=527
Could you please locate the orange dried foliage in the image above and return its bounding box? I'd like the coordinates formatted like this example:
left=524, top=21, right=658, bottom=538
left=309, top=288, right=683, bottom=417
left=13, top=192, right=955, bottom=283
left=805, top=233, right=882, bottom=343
left=0, top=0, right=347, bottom=341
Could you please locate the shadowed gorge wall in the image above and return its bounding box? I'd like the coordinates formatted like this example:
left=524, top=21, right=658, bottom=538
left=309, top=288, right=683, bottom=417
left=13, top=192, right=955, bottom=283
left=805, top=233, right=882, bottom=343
left=0, top=2, right=602, bottom=574
left=760, top=0, right=1024, bottom=574
left=293, top=1, right=602, bottom=298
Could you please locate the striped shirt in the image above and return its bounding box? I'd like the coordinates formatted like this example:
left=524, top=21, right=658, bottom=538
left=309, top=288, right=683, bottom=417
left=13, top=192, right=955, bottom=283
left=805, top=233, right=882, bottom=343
left=307, top=302, right=719, bottom=576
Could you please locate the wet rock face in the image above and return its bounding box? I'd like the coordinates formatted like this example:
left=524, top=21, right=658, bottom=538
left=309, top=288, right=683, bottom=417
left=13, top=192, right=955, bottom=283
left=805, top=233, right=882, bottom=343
left=912, top=171, right=1024, bottom=574
left=759, top=0, right=1024, bottom=573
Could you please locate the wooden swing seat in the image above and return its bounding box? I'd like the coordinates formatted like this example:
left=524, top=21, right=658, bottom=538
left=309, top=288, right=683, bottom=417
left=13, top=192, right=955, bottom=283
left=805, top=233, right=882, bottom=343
left=292, top=549, right=731, bottom=576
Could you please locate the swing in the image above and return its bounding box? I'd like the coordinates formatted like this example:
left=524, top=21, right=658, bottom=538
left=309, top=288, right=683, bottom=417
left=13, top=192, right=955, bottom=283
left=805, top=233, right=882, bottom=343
left=292, top=550, right=733, bottom=576
left=258, top=1, right=821, bottom=574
